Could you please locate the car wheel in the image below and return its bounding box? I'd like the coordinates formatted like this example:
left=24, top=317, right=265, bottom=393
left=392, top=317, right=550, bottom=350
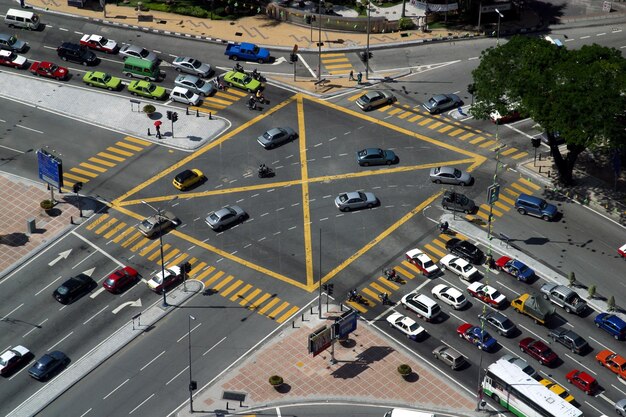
left=386, top=160, right=392, bottom=165
left=542, top=215, right=550, bottom=221
left=542, top=294, right=549, bottom=300
left=342, top=207, right=350, bottom=212
left=228, top=82, right=233, bottom=87
left=433, top=293, right=439, bottom=300
left=460, top=182, right=466, bottom=186
left=492, top=395, right=500, bottom=404
left=435, top=179, right=442, bottom=184
left=258, top=58, right=264, bottom=64
left=478, top=345, right=483, bottom=350
left=365, top=106, right=371, bottom=111
left=152, top=95, right=159, bottom=100
left=595, top=322, right=600, bottom=327
left=517, top=208, right=527, bottom=215
left=615, top=334, right=620, bottom=340
left=82, top=61, right=88, bottom=66
left=363, top=162, right=369, bottom=167
left=176, top=67, right=182, bottom=72
left=61, top=56, right=68, bottom=61
left=366, top=203, right=373, bottom=209
left=231, top=56, right=238, bottom=61
left=565, top=307, right=571, bottom=314
left=124, top=72, right=132, bottom=78
left=55, top=76, right=61, bottom=81
left=458, top=333, right=463, bottom=338
left=107, top=86, right=113, bottom=91
left=247, top=88, right=252, bottom=93
left=519, top=347, right=524, bottom=352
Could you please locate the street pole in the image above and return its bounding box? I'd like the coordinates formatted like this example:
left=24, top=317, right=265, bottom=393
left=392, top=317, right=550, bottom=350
left=477, top=0, right=482, bottom=32
left=495, top=8, right=503, bottom=44
left=318, top=228, right=322, bottom=319
left=365, top=0, right=371, bottom=80
left=317, top=0, right=322, bottom=82
left=188, top=315, right=196, bottom=413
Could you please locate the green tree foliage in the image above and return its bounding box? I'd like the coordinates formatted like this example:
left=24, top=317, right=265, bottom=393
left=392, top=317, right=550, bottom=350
left=470, top=36, right=626, bottom=185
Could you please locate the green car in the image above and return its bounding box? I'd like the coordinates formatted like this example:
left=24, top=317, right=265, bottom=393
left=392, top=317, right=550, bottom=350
left=223, top=70, right=261, bottom=93
left=128, top=80, right=166, bottom=100
left=83, top=71, right=122, bottom=91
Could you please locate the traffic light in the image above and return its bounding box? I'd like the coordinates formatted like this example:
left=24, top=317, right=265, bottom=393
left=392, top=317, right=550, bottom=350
left=327, top=284, right=334, bottom=296
left=72, top=181, right=83, bottom=194
left=305, top=15, right=311, bottom=24
left=359, top=51, right=373, bottom=62
left=166, top=110, right=173, bottom=120
left=487, top=183, right=500, bottom=204
left=531, top=137, right=541, bottom=148
left=290, top=53, right=298, bottom=63
left=171, top=112, right=178, bottom=123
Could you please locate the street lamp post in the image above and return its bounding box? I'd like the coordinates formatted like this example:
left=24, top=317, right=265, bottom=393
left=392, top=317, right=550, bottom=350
left=365, top=0, right=371, bottom=79
left=317, top=0, right=322, bottom=82
left=188, top=315, right=196, bottom=413
left=495, top=8, right=504, bottom=44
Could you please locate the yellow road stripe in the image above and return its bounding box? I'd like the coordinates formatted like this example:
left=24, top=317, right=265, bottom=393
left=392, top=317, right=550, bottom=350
left=387, top=107, right=403, bottom=116
left=225, top=88, right=248, bottom=97
left=87, top=214, right=109, bottom=230
left=107, top=147, right=132, bottom=157
left=361, top=288, right=379, bottom=303
left=130, top=238, right=150, bottom=252
left=346, top=300, right=367, bottom=313
left=347, top=92, right=363, bottom=102
left=424, top=243, right=445, bottom=259
left=139, top=240, right=160, bottom=256
left=189, top=262, right=207, bottom=277
left=115, top=141, right=142, bottom=152
left=250, top=293, right=271, bottom=310
left=519, top=177, right=541, bottom=190
left=370, top=282, right=388, bottom=294
left=266, top=300, right=289, bottom=318
left=230, top=283, right=252, bottom=301
left=214, top=91, right=243, bottom=100
left=169, top=253, right=189, bottom=266
left=459, top=132, right=474, bottom=140
left=480, top=140, right=497, bottom=148
left=428, top=121, right=444, bottom=130
left=200, top=268, right=222, bottom=284
left=378, top=277, right=399, bottom=290
left=203, top=96, right=234, bottom=105
left=98, top=152, right=125, bottom=162
left=221, top=279, right=243, bottom=297
left=475, top=210, right=489, bottom=220
left=104, top=222, right=126, bottom=239
left=297, top=96, right=314, bottom=287
left=239, top=288, right=261, bottom=306
left=320, top=53, right=345, bottom=57
left=325, top=64, right=352, bottom=69
left=328, top=70, right=351, bottom=75
left=480, top=204, right=503, bottom=217
left=188, top=258, right=198, bottom=265
left=418, top=118, right=432, bottom=126
left=432, top=239, right=447, bottom=249
left=258, top=297, right=280, bottom=314
left=88, top=157, right=116, bottom=168
left=276, top=305, right=299, bottom=323
left=494, top=201, right=511, bottom=211
left=397, top=111, right=413, bottom=119
left=449, top=128, right=465, bottom=137
left=199, top=103, right=228, bottom=111
left=408, top=114, right=423, bottom=122
left=95, top=217, right=118, bottom=234
left=212, top=274, right=233, bottom=291
left=438, top=125, right=454, bottom=133
left=80, top=162, right=107, bottom=173
left=511, top=182, right=533, bottom=194
left=469, top=136, right=486, bottom=145
left=112, top=227, right=135, bottom=243
left=504, top=188, right=520, bottom=197
left=322, top=57, right=350, bottom=63
left=501, top=147, right=518, bottom=156
left=121, top=232, right=143, bottom=248
left=124, top=136, right=151, bottom=146
left=512, top=152, right=528, bottom=160
left=69, top=168, right=98, bottom=178
left=159, top=248, right=180, bottom=265
left=396, top=264, right=415, bottom=279
left=147, top=243, right=170, bottom=260
left=499, top=194, right=515, bottom=205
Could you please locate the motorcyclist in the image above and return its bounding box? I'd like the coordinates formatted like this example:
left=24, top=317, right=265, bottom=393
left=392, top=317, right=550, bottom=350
left=259, top=164, right=268, bottom=175
left=439, top=221, right=449, bottom=233
left=248, top=96, right=256, bottom=109
left=385, top=268, right=396, bottom=280
left=252, top=68, right=259, bottom=79
left=350, top=289, right=358, bottom=300
left=255, top=89, right=264, bottom=101
left=380, top=292, right=389, bottom=304
left=234, top=63, right=244, bottom=72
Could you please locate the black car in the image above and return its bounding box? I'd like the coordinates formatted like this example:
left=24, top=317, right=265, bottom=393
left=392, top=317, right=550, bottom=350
left=442, top=191, right=476, bottom=214
left=57, top=42, right=97, bottom=66
left=548, top=327, right=589, bottom=354
left=53, top=274, right=96, bottom=304
left=28, top=351, right=69, bottom=380
left=445, top=238, right=483, bottom=264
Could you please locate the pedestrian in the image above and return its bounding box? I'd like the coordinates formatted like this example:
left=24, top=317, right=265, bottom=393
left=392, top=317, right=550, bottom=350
left=356, top=72, right=362, bottom=84
left=348, top=70, right=354, bottom=81
left=20, top=0, right=25, bottom=7
left=155, top=124, right=161, bottom=139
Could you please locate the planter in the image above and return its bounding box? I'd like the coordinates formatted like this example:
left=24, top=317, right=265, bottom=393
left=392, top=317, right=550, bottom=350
left=143, top=104, right=156, bottom=117
left=268, top=375, right=283, bottom=390
left=397, top=364, right=412, bottom=379
left=40, top=199, right=54, bottom=211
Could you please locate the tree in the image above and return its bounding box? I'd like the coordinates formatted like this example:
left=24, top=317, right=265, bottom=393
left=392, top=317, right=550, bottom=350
left=470, top=36, right=626, bottom=185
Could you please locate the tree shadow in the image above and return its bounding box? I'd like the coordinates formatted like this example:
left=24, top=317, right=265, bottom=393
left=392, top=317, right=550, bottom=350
left=0, top=233, right=30, bottom=247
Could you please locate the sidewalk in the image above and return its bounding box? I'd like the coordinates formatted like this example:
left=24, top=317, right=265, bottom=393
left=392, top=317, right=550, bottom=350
left=176, top=304, right=479, bottom=417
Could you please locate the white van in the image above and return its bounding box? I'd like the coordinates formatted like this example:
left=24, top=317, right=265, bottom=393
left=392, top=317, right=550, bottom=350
left=400, top=291, right=441, bottom=322
left=5, top=9, right=41, bottom=30
left=384, top=409, right=436, bottom=417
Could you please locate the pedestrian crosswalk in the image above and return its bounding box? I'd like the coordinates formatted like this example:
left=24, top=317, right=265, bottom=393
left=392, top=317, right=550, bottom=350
left=347, top=177, right=541, bottom=313
left=85, top=215, right=300, bottom=323
left=61, top=136, right=152, bottom=192
left=346, top=94, right=529, bottom=161
left=321, top=53, right=355, bottom=76
left=189, top=87, right=249, bottom=115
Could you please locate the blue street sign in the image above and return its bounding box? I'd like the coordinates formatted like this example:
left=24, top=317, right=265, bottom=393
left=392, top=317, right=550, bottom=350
left=37, top=149, right=64, bottom=190
left=333, top=309, right=358, bottom=339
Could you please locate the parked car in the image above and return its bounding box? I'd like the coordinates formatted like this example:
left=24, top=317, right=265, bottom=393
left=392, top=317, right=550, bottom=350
left=257, top=127, right=298, bottom=149
left=147, top=266, right=183, bottom=293
left=57, top=42, right=97, bottom=66
left=172, top=56, right=212, bottom=77
left=515, top=193, right=558, bottom=221
left=174, top=74, right=214, bottom=97
left=566, top=369, right=597, bottom=395
left=432, top=345, right=466, bottom=370
left=53, top=274, right=96, bottom=304
left=29, top=61, right=69, bottom=80
left=467, top=282, right=506, bottom=308
left=172, top=168, right=204, bottom=191
left=103, top=266, right=139, bottom=294
left=616, top=399, right=626, bottom=416
left=0, top=33, right=27, bottom=52
left=0, top=50, right=27, bottom=68
left=501, top=354, right=537, bottom=378
left=405, top=248, right=439, bottom=277
left=595, top=349, right=626, bottom=380
left=356, top=148, right=397, bottom=166
left=441, top=190, right=475, bottom=214
left=205, top=205, right=247, bottom=231
left=128, top=80, right=166, bottom=100
left=478, top=311, right=516, bottom=337
left=494, top=256, right=535, bottom=282
left=431, top=283, right=468, bottom=310
left=548, top=327, right=588, bottom=354
left=80, top=34, right=119, bottom=53
left=490, top=108, right=523, bottom=124
left=430, top=166, right=473, bottom=186
left=28, top=351, right=69, bottom=380
left=334, top=191, right=378, bottom=212
left=445, top=238, right=483, bottom=264
left=386, top=312, right=425, bottom=340
left=422, top=93, right=462, bottom=114
left=82, top=71, right=122, bottom=91
left=222, top=70, right=261, bottom=92
left=439, top=255, right=481, bottom=281
left=0, top=345, right=31, bottom=376
left=519, top=337, right=559, bottom=366
left=137, top=211, right=177, bottom=238
left=169, top=86, right=201, bottom=106
left=539, top=378, right=575, bottom=403
left=594, top=313, right=626, bottom=340
left=456, top=323, right=497, bottom=351
left=356, top=90, right=396, bottom=111
left=119, top=44, right=159, bottom=64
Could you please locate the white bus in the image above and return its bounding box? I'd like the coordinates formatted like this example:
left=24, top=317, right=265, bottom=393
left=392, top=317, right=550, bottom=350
left=482, top=359, right=583, bottom=417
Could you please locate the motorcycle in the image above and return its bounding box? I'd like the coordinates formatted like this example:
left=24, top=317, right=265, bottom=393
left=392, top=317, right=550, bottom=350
left=347, top=291, right=368, bottom=305
left=233, top=63, right=244, bottom=73
left=251, top=70, right=266, bottom=83
left=258, top=165, right=274, bottom=178
left=384, top=268, right=400, bottom=282
left=378, top=292, right=392, bottom=305
left=247, top=98, right=258, bottom=110
left=438, top=221, right=449, bottom=234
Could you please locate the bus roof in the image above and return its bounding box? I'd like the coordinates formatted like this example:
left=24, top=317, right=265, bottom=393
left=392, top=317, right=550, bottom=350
left=488, top=359, right=583, bottom=417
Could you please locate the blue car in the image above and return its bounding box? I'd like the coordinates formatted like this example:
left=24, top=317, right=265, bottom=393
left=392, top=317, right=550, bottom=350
left=457, top=323, right=498, bottom=351
left=594, top=313, right=626, bottom=340
left=495, top=256, right=535, bottom=282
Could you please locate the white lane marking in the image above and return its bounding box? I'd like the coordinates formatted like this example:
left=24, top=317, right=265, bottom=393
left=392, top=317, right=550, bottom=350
left=165, top=366, right=189, bottom=385
left=90, top=287, right=106, bottom=299
left=72, top=251, right=97, bottom=269
left=49, top=249, right=72, bottom=266
left=140, top=350, right=166, bottom=371
left=129, top=393, right=155, bottom=414
left=0, top=144, right=25, bottom=153
left=79, top=408, right=92, bottom=417
left=297, top=53, right=317, bottom=77
left=596, top=33, right=606, bottom=36
left=71, top=231, right=125, bottom=267
left=202, top=336, right=227, bottom=356
left=612, top=383, right=626, bottom=396
left=580, top=35, right=590, bottom=39
left=1, top=303, right=24, bottom=321
left=468, top=56, right=479, bottom=60
left=83, top=305, right=109, bottom=325
left=276, top=407, right=282, bottom=417
left=48, top=331, right=73, bottom=350
left=15, top=124, right=43, bottom=134
left=35, top=275, right=64, bottom=296
left=103, top=378, right=130, bottom=400
left=59, top=27, right=69, bottom=31
left=23, top=318, right=48, bottom=338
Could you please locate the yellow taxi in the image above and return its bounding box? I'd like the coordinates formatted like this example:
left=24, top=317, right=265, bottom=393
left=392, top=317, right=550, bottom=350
left=540, top=378, right=575, bottom=403
left=172, top=169, right=204, bottom=191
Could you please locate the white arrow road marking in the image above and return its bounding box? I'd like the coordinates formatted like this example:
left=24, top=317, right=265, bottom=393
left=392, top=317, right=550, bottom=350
left=82, top=267, right=96, bottom=277
left=112, top=299, right=142, bottom=314
left=48, top=249, right=72, bottom=266
left=271, top=56, right=287, bottom=65
left=90, top=287, right=106, bottom=299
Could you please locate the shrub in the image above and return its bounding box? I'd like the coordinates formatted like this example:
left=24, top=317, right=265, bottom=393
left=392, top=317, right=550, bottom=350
left=398, top=17, right=414, bottom=30
left=40, top=200, right=54, bottom=210
left=143, top=104, right=156, bottom=114
left=587, top=285, right=596, bottom=299
left=172, top=5, right=209, bottom=18
left=268, top=375, right=283, bottom=386
left=397, top=364, right=412, bottom=376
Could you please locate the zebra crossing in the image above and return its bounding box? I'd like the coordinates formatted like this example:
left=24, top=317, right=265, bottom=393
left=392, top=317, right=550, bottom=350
left=189, top=87, right=249, bottom=115
left=85, top=214, right=300, bottom=323
left=321, top=53, right=356, bottom=76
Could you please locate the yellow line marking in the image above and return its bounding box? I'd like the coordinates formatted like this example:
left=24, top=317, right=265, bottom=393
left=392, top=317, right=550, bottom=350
left=202, top=96, right=233, bottom=105
left=168, top=253, right=189, bottom=266
left=115, top=141, right=142, bottom=152
left=437, top=124, right=454, bottom=133
left=424, top=243, right=445, bottom=259
left=494, top=201, right=511, bottom=211
left=297, top=96, right=314, bottom=288
left=325, top=64, right=352, bottom=69
left=408, top=114, right=423, bottom=122
left=130, top=238, right=150, bottom=252
left=328, top=70, right=351, bottom=75
left=121, top=232, right=143, bottom=248
left=347, top=92, right=363, bottom=102
left=214, top=91, right=243, bottom=100
left=321, top=53, right=345, bottom=57
left=397, top=111, right=413, bottom=119
left=199, top=268, right=221, bottom=284
left=226, top=89, right=248, bottom=97
left=499, top=194, right=515, bottom=205
left=249, top=293, right=271, bottom=310
left=94, top=217, right=118, bottom=234
left=370, top=281, right=388, bottom=294
left=239, top=288, right=261, bottom=306
left=449, top=128, right=466, bottom=137
left=190, top=106, right=216, bottom=115
left=86, top=214, right=109, bottom=230
left=512, top=152, right=528, bottom=160
left=432, top=239, right=447, bottom=249
left=212, top=274, right=233, bottom=291
left=427, top=121, right=444, bottom=130
left=378, top=277, right=399, bottom=290
left=258, top=297, right=280, bottom=314
left=469, top=136, right=486, bottom=145
left=504, top=188, right=521, bottom=198
left=396, top=264, right=415, bottom=279
left=80, top=162, right=107, bottom=173
left=104, top=222, right=126, bottom=239
left=480, top=140, right=497, bottom=148
left=147, top=243, right=170, bottom=260
left=268, top=301, right=290, bottom=319
left=480, top=204, right=503, bottom=217
left=361, top=287, right=379, bottom=303
left=459, top=132, right=474, bottom=140
left=519, top=177, right=541, bottom=190
left=88, top=157, right=116, bottom=168
left=346, top=300, right=367, bottom=313
left=188, top=258, right=198, bottom=265
left=475, top=210, right=489, bottom=220
left=159, top=248, right=180, bottom=265
left=276, top=305, right=299, bottom=323
left=221, top=279, right=243, bottom=297
left=322, top=57, right=350, bottom=63
left=106, top=147, right=133, bottom=157
left=97, top=152, right=125, bottom=162
left=501, top=147, right=518, bottom=156
left=124, top=136, right=151, bottom=146
left=198, top=103, right=227, bottom=111
left=139, top=240, right=160, bottom=256
left=189, top=262, right=207, bottom=277
left=69, top=167, right=98, bottom=178
left=387, top=107, right=403, bottom=115
left=511, top=182, right=533, bottom=194
left=112, top=227, right=135, bottom=243
left=230, top=284, right=252, bottom=301
left=418, top=118, right=433, bottom=126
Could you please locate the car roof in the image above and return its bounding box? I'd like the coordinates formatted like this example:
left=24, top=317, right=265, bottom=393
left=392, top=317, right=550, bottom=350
left=171, top=86, right=190, bottom=94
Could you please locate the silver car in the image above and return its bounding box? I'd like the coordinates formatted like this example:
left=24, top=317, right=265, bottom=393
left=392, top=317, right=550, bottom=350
left=334, top=191, right=378, bottom=212
left=432, top=345, right=466, bottom=370
left=205, top=205, right=246, bottom=231
left=616, top=399, right=626, bottom=416
left=0, top=33, right=27, bottom=52
left=422, top=93, right=462, bottom=114
left=172, top=56, right=212, bottom=77
left=119, top=44, right=159, bottom=65
left=174, top=74, right=214, bottom=97
left=170, top=86, right=201, bottom=106
left=478, top=311, right=516, bottom=337
left=137, top=211, right=177, bottom=238
left=429, top=166, right=473, bottom=186
left=356, top=90, right=396, bottom=111
left=257, top=127, right=297, bottom=149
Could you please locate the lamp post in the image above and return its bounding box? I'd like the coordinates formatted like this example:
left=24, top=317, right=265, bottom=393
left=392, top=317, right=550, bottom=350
left=495, top=8, right=504, bottom=44
left=188, top=315, right=196, bottom=413
left=141, top=197, right=177, bottom=307
left=317, top=0, right=322, bottom=82
left=365, top=0, right=371, bottom=79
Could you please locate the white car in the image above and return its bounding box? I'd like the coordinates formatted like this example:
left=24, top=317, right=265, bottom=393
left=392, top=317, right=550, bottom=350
left=405, top=248, right=439, bottom=277
left=0, top=345, right=31, bottom=376
left=169, top=86, right=201, bottom=106
left=147, top=266, right=183, bottom=293
left=467, top=282, right=507, bottom=308
left=80, top=34, right=119, bottom=54
left=386, top=312, right=425, bottom=340
left=440, top=254, right=481, bottom=281
left=431, top=283, right=468, bottom=310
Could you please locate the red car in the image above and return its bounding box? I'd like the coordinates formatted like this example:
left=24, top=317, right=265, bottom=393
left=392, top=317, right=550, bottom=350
left=595, top=349, right=626, bottom=379
left=0, top=50, right=28, bottom=68
left=29, top=61, right=69, bottom=80
left=80, top=34, right=119, bottom=54
left=566, top=369, right=597, bottom=395
left=519, top=337, right=558, bottom=366
left=618, top=243, right=626, bottom=258
left=103, top=266, right=139, bottom=293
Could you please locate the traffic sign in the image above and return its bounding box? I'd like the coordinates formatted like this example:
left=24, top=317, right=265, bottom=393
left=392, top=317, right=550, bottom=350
left=37, top=149, right=63, bottom=190
left=487, top=183, right=500, bottom=204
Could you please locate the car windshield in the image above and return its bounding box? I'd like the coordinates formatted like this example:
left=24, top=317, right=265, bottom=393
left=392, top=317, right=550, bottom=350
left=147, top=84, right=156, bottom=93
left=190, top=59, right=201, bottom=68
left=9, top=36, right=17, bottom=45
left=572, top=336, right=586, bottom=346
left=152, top=275, right=163, bottom=284
left=338, top=194, right=348, bottom=203
left=50, top=64, right=58, bottom=71
left=208, top=212, right=219, bottom=222
left=100, top=37, right=109, bottom=44
left=194, top=79, right=205, bottom=88
left=500, top=318, right=514, bottom=328
left=357, top=192, right=367, bottom=201
left=423, top=259, right=435, bottom=268
left=56, top=286, right=69, bottom=295
left=184, top=90, right=194, bottom=98
left=461, top=264, right=473, bottom=273
left=103, top=74, right=111, bottom=82
left=141, top=219, right=155, bottom=229
left=139, top=48, right=150, bottom=58
left=243, top=75, right=253, bottom=84
left=428, top=97, right=437, bottom=106
left=454, top=169, right=462, bottom=178
left=104, top=278, right=115, bottom=287
left=490, top=290, right=503, bottom=298
left=360, top=95, right=371, bottom=103
left=408, top=322, right=420, bottom=332
left=539, top=200, right=547, bottom=209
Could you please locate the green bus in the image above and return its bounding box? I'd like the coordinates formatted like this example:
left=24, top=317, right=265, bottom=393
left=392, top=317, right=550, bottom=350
left=122, top=56, right=160, bottom=81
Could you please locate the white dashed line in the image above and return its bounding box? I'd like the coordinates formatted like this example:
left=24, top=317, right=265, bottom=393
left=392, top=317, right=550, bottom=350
left=291, top=203, right=300, bottom=206
left=323, top=195, right=332, bottom=198
left=266, top=188, right=275, bottom=192
left=276, top=207, right=285, bottom=211
left=320, top=217, right=329, bottom=221
left=314, top=143, right=323, bottom=147
left=288, top=226, right=297, bottom=230
left=323, top=155, right=331, bottom=158
left=251, top=193, right=259, bottom=198
left=286, top=154, right=294, bottom=159
left=258, top=237, right=266, bottom=242
left=260, top=212, right=269, bottom=217
left=309, top=198, right=316, bottom=202
left=338, top=153, right=348, bottom=156
left=329, top=136, right=337, bottom=141
left=236, top=199, right=244, bottom=203
left=59, top=27, right=69, bottom=31
left=343, top=131, right=351, bottom=135
left=244, top=244, right=252, bottom=248
left=230, top=250, right=238, bottom=255
left=580, top=35, right=590, bottom=39
left=193, top=217, right=201, bottom=221
left=596, top=33, right=606, bottom=36
left=273, top=231, right=281, bottom=235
